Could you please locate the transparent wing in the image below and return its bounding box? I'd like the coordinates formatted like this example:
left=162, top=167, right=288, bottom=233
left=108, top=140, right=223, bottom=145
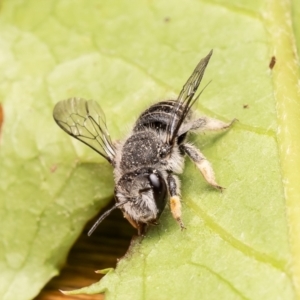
left=53, top=98, right=115, bottom=164
left=166, top=50, right=213, bottom=145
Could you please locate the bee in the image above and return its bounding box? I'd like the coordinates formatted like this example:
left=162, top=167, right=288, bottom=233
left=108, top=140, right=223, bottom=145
left=53, top=50, right=235, bottom=236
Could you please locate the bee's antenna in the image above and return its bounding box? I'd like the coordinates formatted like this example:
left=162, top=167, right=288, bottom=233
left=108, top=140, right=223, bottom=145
left=88, top=201, right=128, bottom=236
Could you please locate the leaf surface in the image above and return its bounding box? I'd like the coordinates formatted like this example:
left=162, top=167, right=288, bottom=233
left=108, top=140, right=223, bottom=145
left=0, top=0, right=299, bottom=299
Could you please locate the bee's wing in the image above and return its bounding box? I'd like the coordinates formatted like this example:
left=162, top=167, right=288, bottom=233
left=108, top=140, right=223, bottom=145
left=53, top=98, right=115, bottom=164
left=166, top=50, right=213, bottom=145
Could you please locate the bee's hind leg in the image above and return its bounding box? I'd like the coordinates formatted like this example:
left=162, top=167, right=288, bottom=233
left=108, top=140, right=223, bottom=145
left=189, top=116, right=236, bottom=132
left=180, top=143, right=223, bottom=191
left=167, top=174, right=186, bottom=230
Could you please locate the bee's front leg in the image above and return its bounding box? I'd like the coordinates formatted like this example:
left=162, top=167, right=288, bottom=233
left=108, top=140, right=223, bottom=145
left=123, top=212, right=146, bottom=235
left=167, top=174, right=185, bottom=230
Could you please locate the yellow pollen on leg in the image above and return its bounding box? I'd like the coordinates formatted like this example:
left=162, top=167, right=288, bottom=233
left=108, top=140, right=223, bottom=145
left=170, top=196, right=185, bottom=230
left=170, top=196, right=181, bottom=219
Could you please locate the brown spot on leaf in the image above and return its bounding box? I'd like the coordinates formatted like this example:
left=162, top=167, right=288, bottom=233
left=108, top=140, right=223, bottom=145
left=269, top=56, right=276, bottom=69
left=50, top=164, right=58, bottom=173
left=243, top=104, right=249, bottom=109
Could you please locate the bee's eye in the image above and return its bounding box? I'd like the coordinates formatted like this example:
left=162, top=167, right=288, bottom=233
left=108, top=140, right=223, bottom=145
left=149, top=173, right=167, bottom=214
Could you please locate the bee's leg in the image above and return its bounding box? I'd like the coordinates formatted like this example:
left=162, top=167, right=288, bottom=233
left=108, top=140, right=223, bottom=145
left=167, top=174, right=185, bottom=230
left=137, top=223, right=147, bottom=236
left=180, top=143, right=223, bottom=191
left=190, top=116, right=236, bottom=132
left=123, top=212, right=146, bottom=235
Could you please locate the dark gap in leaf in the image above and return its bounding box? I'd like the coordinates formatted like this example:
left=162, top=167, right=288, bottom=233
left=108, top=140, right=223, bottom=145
left=35, top=207, right=135, bottom=300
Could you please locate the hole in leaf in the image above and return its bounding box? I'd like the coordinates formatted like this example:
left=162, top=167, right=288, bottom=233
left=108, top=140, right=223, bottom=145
left=35, top=207, right=135, bottom=299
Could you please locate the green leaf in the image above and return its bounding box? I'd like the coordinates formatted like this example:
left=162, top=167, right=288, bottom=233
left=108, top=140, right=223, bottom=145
left=0, top=0, right=299, bottom=299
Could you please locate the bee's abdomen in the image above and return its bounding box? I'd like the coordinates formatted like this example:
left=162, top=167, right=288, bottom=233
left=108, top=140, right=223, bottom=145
left=133, top=100, right=186, bottom=133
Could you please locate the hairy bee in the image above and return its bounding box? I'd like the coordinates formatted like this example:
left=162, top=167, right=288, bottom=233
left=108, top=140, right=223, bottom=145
left=53, top=50, right=235, bottom=235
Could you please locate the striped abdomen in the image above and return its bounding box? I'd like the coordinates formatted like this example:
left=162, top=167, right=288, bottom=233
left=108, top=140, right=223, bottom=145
left=133, top=100, right=190, bottom=134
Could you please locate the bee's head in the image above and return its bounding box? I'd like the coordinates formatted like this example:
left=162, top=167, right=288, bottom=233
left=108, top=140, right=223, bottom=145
left=115, top=168, right=168, bottom=224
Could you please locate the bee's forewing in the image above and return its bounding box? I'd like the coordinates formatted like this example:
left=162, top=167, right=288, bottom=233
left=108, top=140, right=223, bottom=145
left=53, top=98, right=115, bottom=163
left=167, top=50, right=213, bottom=144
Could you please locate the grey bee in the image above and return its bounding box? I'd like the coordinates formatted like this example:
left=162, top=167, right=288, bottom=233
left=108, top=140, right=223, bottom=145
left=53, top=50, right=235, bottom=236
